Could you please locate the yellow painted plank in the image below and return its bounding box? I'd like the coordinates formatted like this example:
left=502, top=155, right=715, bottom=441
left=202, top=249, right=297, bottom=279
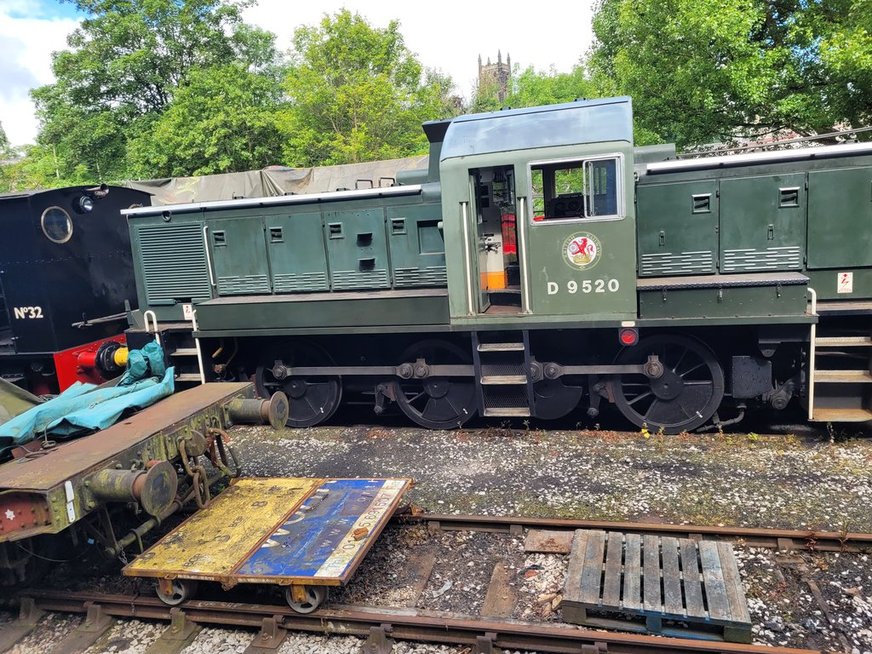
left=124, top=478, right=321, bottom=578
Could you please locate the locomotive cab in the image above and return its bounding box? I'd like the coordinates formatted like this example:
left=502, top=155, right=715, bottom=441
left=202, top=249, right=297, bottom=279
left=0, top=186, right=150, bottom=392
left=439, top=98, right=638, bottom=325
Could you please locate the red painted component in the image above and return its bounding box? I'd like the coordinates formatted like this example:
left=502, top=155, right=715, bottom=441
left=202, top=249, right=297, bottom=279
left=619, top=328, right=639, bottom=346
left=500, top=212, right=517, bottom=255
left=53, top=334, right=127, bottom=391
left=0, top=493, right=51, bottom=539
left=77, top=350, right=98, bottom=369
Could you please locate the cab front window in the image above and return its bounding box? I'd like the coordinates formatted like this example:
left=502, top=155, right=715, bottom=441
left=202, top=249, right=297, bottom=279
left=530, top=155, right=623, bottom=222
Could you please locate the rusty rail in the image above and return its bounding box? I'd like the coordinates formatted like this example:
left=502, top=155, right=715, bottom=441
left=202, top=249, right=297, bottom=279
left=21, top=590, right=821, bottom=654
left=400, top=512, right=872, bottom=552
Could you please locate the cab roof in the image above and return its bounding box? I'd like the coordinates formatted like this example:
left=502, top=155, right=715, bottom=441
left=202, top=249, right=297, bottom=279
left=440, top=97, right=634, bottom=161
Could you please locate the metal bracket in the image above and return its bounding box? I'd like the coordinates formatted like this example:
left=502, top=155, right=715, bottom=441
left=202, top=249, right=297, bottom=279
left=475, top=631, right=501, bottom=654
left=161, top=608, right=198, bottom=641
left=80, top=602, right=113, bottom=633
left=251, top=616, right=287, bottom=650
left=362, top=623, right=395, bottom=654
left=17, top=597, right=45, bottom=625
left=582, top=643, right=608, bottom=654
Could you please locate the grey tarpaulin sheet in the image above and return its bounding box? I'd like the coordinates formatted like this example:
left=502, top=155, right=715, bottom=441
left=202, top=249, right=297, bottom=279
left=126, top=156, right=428, bottom=205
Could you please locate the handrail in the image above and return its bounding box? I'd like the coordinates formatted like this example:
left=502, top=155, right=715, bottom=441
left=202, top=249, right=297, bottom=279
left=203, top=225, right=216, bottom=288
left=460, top=202, right=475, bottom=316
left=143, top=310, right=161, bottom=347
left=807, top=287, right=817, bottom=420
left=516, top=196, right=532, bottom=314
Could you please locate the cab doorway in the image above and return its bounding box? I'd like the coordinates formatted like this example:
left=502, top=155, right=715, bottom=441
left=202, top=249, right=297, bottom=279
left=470, top=166, right=520, bottom=313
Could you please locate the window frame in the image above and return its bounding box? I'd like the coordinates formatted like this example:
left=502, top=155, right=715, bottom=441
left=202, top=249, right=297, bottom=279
left=527, top=153, right=625, bottom=225
left=40, top=206, right=74, bottom=244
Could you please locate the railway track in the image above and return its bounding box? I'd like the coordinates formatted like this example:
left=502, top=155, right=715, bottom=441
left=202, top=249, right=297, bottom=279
left=3, top=513, right=870, bottom=653
left=3, top=590, right=824, bottom=654
left=401, top=512, right=872, bottom=552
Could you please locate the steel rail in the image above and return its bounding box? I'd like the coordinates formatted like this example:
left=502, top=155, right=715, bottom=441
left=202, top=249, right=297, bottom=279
left=22, top=590, right=821, bottom=654
left=400, top=513, right=872, bottom=552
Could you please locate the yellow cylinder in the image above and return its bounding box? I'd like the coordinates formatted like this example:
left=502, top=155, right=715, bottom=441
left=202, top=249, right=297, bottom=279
left=113, top=347, right=129, bottom=368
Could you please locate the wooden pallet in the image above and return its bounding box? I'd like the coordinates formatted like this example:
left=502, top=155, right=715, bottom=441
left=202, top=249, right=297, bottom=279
left=561, top=529, right=752, bottom=643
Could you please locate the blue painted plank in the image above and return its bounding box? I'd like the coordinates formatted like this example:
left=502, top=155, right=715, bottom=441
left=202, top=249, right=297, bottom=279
left=234, top=478, right=407, bottom=582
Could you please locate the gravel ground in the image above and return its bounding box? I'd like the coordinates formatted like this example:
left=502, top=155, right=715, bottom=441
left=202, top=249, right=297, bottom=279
left=5, top=423, right=872, bottom=653
left=4, top=612, right=82, bottom=653
left=231, top=424, right=872, bottom=532
left=227, top=422, right=872, bottom=650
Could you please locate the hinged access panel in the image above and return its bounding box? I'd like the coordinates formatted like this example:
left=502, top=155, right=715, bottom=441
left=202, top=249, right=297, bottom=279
left=323, top=209, right=391, bottom=291
left=719, top=174, right=806, bottom=273
left=209, top=217, right=271, bottom=295
left=637, top=180, right=719, bottom=276
left=265, top=212, right=330, bottom=293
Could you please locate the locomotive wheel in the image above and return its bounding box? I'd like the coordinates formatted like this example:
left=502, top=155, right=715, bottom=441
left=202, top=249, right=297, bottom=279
left=393, top=340, right=477, bottom=429
left=532, top=379, right=584, bottom=420
left=156, top=579, right=198, bottom=606
left=610, top=335, right=724, bottom=433
left=255, top=342, right=342, bottom=428
left=285, top=585, right=327, bottom=614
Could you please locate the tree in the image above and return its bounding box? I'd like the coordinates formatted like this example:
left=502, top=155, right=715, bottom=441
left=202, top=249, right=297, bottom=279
left=818, top=0, right=872, bottom=131
left=0, top=122, right=10, bottom=158
left=128, top=64, right=287, bottom=177
left=508, top=66, right=595, bottom=108
left=587, top=0, right=872, bottom=146
left=30, top=0, right=278, bottom=183
left=470, top=64, right=596, bottom=114
left=282, top=10, right=458, bottom=166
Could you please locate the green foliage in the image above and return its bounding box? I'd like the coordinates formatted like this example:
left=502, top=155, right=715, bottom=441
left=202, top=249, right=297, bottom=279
left=281, top=9, right=458, bottom=166
left=469, top=75, right=503, bottom=114
left=0, top=122, right=10, bottom=158
left=587, top=0, right=872, bottom=146
left=509, top=66, right=595, bottom=108
left=128, top=64, right=286, bottom=177
left=471, top=65, right=595, bottom=114
left=30, top=0, right=277, bottom=184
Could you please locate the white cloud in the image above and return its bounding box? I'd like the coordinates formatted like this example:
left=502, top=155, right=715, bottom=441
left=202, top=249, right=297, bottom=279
left=0, top=7, right=80, bottom=145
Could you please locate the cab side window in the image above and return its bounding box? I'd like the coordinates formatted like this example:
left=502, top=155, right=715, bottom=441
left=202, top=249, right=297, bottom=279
left=531, top=156, right=622, bottom=221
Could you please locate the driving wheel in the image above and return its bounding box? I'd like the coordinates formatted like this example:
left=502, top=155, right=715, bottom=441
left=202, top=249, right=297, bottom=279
left=255, top=341, right=342, bottom=428
left=610, top=334, right=724, bottom=433
left=393, top=340, right=477, bottom=429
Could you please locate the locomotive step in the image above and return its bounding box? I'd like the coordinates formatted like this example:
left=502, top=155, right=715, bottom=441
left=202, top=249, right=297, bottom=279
left=175, top=373, right=203, bottom=382
left=477, top=342, right=525, bottom=352
left=480, top=375, right=527, bottom=385
left=169, top=348, right=199, bottom=357
left=815, top=336, right=872, bottom=347
left=482, top=407, right=531, bottom=417
left=815, top=370, right=872, bottom=383
left=812, top=408, right=872, bottom=422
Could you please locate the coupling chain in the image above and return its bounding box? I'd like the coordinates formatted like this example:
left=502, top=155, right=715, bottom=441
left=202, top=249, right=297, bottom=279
left=207, top=427, right=241, bottom=478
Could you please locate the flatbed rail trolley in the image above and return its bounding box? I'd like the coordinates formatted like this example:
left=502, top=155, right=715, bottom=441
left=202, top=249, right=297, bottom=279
left=123, top=476, right=411, bottom=613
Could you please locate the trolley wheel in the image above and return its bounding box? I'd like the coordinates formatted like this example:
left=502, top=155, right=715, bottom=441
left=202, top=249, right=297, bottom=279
left=156, top=578, right=198, bottom=606
left=284, top=585, right=327, bottom=614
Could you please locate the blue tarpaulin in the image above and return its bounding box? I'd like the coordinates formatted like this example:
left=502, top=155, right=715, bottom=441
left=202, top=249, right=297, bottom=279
left=0, top=341, right=175, bottom=460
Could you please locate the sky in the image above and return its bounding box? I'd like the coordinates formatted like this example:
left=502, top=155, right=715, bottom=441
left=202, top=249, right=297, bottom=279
left=0, top=0, right=597, bottom=147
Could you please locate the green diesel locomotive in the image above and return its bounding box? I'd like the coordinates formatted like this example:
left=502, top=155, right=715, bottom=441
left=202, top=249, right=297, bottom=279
left=123, top=97, right=872, bottom=433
